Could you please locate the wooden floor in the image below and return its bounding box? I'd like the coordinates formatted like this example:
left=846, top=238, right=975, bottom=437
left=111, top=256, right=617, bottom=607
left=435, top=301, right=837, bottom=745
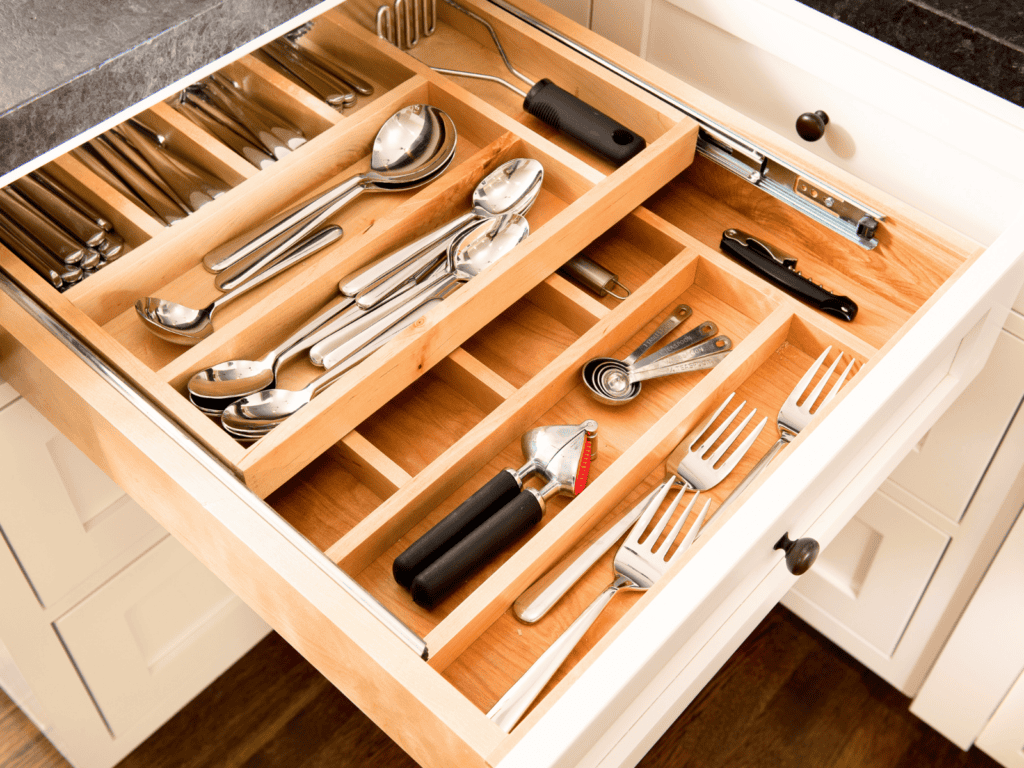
left=0, top=607, right=1001, bottom=768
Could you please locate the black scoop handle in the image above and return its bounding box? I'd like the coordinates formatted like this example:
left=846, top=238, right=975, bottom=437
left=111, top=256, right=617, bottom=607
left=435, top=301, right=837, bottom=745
left=410, top=490, right=543, bottom=609
left=523, top=79, right=646, bottom=165
left=393, top=469, right=521, bottom=589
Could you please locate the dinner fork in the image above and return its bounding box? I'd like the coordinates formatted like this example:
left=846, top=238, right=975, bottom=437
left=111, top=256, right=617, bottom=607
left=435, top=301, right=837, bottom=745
left=716, top=346, right=856, bottom=514
left=513, top=392, right=765, bottom=623
left=488, top=489, right=711, bottom=731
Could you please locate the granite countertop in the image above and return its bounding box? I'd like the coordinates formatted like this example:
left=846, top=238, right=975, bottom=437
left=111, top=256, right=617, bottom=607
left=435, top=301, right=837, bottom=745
left=1, top=0, right=1022, bottom=178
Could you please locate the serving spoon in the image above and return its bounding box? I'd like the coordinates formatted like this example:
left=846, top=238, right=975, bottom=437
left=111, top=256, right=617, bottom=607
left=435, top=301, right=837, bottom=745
left=220, top=214, right=528, bottom=437
left=344, top=157, right=543, bottom=307
left=203, top=104, right=456, bottom=276
left=136, top=226, right=342, bottom=345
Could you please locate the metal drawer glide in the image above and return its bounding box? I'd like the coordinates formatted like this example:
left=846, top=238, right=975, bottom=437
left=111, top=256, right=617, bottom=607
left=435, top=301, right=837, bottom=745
left=487, top=0, right=885, bottom=249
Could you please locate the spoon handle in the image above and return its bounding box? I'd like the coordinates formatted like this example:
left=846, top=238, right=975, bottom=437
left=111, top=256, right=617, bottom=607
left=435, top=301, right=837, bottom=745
left=266, top=294, right=358, bottom=369
left=209, top=225, right=343, bottom=315
left=317, top=271, right=457, bottom=375
left=340, top=211, right=473, bottom=297
left=355, top=233, right=454, bottom=308
left=204, top=175, right=362, bottom=273
left=621, top=304, right=692, bottom=366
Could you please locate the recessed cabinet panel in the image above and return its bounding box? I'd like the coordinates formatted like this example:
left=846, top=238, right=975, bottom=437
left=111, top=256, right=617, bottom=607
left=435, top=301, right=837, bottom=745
left=887, top=330, right=1024, bottom=523
left=0, top=400, right=161, bottom=607
left=785, top=489, right=949, bottom=656
left=53, top=536, right=268, bottom=737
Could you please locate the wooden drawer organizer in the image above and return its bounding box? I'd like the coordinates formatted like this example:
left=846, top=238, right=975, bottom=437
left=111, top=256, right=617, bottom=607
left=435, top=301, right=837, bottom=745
left=0, top=0, right=983, bottom=762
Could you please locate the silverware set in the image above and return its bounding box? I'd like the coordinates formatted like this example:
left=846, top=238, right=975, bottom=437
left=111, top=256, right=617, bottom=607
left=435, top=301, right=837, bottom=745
left=0, top=169, right=129, bottom=290
left=582, top=304, right=733, bottom=404
left=256, top=24, right=376, bottom=111
left=72, top=115, right=233, bottom=227
left=488, top=349, right=858, bottom=729
left=173, top=73, right=307, bottom=171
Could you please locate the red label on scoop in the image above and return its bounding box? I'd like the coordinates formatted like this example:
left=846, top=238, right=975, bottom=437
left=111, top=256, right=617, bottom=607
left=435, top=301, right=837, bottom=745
left=573, top=438, right=594, bottom=496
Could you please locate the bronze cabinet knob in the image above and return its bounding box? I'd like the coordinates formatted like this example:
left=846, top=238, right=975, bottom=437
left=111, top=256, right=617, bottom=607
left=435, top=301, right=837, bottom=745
left=796, top=111, right=829, bottom=142
left=774, top=532, right=820, bottom=575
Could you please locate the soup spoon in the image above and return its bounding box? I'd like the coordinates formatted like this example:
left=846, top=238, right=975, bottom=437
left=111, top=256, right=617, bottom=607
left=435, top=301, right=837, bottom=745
left=203, top=104, right=456, bottom=275
left=221, top=215, right=529, bottom=436
left=136, top=226, right=342, bottom=345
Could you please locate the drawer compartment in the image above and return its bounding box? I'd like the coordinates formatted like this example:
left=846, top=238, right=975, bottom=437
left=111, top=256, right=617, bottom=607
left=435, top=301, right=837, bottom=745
left=2, top=0, right=1024, bottom=766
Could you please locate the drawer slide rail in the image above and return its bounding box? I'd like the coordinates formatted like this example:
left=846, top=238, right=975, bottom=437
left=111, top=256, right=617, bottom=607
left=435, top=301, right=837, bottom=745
left=487, top=0, right=885, bottom=249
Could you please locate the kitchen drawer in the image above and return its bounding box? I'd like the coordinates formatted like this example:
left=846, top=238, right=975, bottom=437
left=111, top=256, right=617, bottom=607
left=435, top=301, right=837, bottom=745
left=1, top=1, right=1024, bottom=767
left=0, top=398, right=162, bottom=607
left=782, top=486, right=949, bottom=656
left=53, top=535, right=268, bottom=738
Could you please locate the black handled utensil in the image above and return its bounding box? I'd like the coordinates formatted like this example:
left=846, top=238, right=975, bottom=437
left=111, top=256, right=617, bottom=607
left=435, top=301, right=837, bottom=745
left=720, top=229, right=858, bottom=321
left=415, top=0, right=646, bottom=165
left=394, top=420, right=598, bottom=607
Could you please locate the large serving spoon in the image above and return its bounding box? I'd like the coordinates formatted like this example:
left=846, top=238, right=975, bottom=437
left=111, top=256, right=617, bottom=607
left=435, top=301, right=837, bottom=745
left=220, top=215, right=528, bottom=436
left=135, top=225, right=342, bottom=345
left=203, top=104, right=456, bottom=276
left=343, top=157, right=543, bottom=306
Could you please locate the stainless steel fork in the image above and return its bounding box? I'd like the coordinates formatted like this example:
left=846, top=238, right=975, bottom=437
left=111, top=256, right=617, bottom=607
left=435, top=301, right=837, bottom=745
left=488, top=490, right=711, bottom=731
left=717, top=346, right=856, bottom=514
left=513, top=392, right=766, bottom=623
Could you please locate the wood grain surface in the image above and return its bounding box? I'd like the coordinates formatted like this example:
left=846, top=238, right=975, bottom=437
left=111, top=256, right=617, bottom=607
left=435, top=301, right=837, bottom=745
left=0, top=607, right=1000, bottom=768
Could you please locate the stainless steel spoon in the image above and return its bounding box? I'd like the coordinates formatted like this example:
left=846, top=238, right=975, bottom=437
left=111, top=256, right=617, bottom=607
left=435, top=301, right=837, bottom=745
left=221, top=214, right=528, bottom=435
left=135, top=225, right=342, bottom=345
left=202, top=104, right=457, bottom=276
left=349, top=157, right=543, bottom=308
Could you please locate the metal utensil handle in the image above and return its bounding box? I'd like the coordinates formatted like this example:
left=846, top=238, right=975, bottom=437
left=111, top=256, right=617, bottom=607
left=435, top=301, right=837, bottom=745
left=355, top=233, right=455, bottom=308
left=292, top=41, right=375, bottom=95
left=513, top=482, right=668, bottom=623
left=208, top=225, right=341, bottom=315
left=31, top=169, right=113, bottom=231
left=260, top=294, right=357, bottom=370
left=340, top=212, right=473, bottom=296
left=206, top=176, right=361, bottom=273
left=714, top=435, right=790, bottom=517
left=318, top=270, right=457, bottom=371
left=621, top=304, right=692, bottom=366
left=491, top=573, right=634, bottom=731
left=215, top=186, right=361, bottom=291
left=631, top=321, right=717, bottom=370
left=11, top=176, right=106, bottom=246
left=629, top=345, right=732, bottom=382
left=0, top=188, right=89, bottom=264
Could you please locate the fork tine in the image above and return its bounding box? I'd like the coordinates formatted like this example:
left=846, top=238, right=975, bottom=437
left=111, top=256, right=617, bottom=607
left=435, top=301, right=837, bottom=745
left=626, top=479, right=673, bottom=546
left=697, top=399, right=746, bottom=457
left=709, top=406, right=756, bottom=465
left=674, top=496, right=710, bottom=556
left=804, top=349, right=843, bottom=412
left=686, top=392, right=735, bottom=452
left=821, top=355, right=856, bottom=409
left=788, top=346, right=831, bottom=408
left=656, top=490, right=700, bottom=558
left=719, top=415, right=768, bottom=474
left=648, top=484, right=687, bottom=549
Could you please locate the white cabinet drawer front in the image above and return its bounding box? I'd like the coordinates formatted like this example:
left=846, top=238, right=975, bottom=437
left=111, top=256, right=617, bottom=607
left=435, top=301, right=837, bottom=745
left=0, top=399, right=161, bottom=607
left=977, top=668, right=1024, bottom=768
left=53, top=536, right=268, bottom=737
left=641, top=0, right=1024, bottom=244
left=783, top=487, right=949, bottom=655
left=886, top=329, right=1024, bottom=523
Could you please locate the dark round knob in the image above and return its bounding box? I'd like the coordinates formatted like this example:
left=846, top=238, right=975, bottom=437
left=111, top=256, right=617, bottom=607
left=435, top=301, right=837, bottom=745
left=796, top=111, right=829, bottom=142
left=774, top=533, right=820, bottom=575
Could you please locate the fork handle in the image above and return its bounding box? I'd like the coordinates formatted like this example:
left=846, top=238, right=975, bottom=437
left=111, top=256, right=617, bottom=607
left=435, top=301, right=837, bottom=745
left=715, top=435, right=791, bottom=517
left=489, top=573, right=633, bottom=731
left=410, top=490, right=542, bottom=609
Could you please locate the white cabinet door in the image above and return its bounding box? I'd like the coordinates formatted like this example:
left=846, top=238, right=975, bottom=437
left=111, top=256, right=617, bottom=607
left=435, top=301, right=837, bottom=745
left=53, top=535, right=268, bottom=738
left=0, top=399, right=161, bottom=607
left=977, top=670, right=1024, bottom=768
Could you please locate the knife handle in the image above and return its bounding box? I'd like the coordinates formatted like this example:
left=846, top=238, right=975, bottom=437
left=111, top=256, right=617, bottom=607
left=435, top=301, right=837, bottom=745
left=720, top=230, right=858, bottom=321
